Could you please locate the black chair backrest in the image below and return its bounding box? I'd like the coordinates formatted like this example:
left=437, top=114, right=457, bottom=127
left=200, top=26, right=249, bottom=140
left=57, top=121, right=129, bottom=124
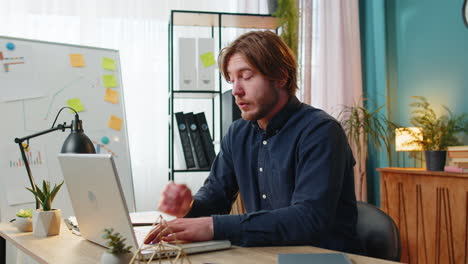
left=356, top=201, right=401, bottom=262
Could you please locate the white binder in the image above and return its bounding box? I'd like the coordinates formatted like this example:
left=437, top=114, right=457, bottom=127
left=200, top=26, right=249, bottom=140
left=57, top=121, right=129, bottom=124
left=197, top=38, right=215, bottom=91
left=178, top=37, right=197, bottom=90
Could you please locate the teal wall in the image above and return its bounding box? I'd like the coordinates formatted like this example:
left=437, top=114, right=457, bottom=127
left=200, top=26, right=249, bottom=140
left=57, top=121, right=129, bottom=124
left=360, top=0, right=468, bottom=205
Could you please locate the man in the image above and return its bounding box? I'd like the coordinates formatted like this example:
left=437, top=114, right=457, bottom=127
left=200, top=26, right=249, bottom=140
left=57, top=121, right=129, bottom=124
left=145, top=31, right=363, bottom=254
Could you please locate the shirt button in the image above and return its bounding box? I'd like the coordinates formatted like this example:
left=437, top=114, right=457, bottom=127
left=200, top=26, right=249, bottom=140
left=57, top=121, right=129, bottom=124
left=262, top=194, right=267, bottom=199
left=263, top=140, right=267, bottom=145
left=259, top=167, right=263, bottom=172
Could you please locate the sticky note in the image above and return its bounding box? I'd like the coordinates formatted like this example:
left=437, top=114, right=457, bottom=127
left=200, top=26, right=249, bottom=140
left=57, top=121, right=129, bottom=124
left=108, top=115, right=123, bottom=131
left=102, top=57, right=115, bottom=71
left=104, top=88, right=119, bottom=104
left=103, top=75, right=118, bottom=88
left=69, top=54, right=85, bottom=67
left=200, top=52, right=216, bottom=68
left=67, top=98, right=85, bottom=112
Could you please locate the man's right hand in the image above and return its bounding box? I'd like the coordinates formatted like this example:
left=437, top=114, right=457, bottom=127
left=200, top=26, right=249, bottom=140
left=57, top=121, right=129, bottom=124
left=158, top=182, right=193, bottom=218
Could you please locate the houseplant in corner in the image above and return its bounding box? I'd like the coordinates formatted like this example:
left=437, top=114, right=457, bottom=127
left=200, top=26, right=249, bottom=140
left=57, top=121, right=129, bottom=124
left=337, top=100, right=398, bottom=200
left=406, top=96, right=468, bottom=171
left=26, top=180, right=64, bottom=237
left=100, top=228, right=133, bottom=264
left=273, top=0, right=299, bottom=57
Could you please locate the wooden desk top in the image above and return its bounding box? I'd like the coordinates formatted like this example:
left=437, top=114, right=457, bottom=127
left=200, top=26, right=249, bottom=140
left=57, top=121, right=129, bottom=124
left=0, top=222, right=398, bottom=264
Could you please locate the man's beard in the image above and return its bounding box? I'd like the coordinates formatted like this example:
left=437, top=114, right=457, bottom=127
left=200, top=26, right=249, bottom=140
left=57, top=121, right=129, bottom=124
left=240, top=86, right=280, bottom=121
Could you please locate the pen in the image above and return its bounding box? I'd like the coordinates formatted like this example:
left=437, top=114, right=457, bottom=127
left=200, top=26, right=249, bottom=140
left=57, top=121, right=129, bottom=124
left=9, top=218, right=16, bottom=223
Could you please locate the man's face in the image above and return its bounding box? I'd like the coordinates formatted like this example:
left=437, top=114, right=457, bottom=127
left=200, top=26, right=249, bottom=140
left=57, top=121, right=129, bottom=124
left=227, top=53, right=279, bottom=122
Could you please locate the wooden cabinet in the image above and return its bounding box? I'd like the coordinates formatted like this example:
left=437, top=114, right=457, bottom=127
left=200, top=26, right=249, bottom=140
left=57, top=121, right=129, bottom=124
left=377, top=168, right=468, bottom=264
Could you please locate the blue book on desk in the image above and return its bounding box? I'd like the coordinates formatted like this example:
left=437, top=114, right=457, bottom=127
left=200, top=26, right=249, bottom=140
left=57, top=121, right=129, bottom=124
left=278, top=253, right=352, bottom=264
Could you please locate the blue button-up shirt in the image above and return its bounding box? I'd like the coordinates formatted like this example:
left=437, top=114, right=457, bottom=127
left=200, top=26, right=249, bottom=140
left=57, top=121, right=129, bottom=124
left=186, top=96, right=363, bottom=254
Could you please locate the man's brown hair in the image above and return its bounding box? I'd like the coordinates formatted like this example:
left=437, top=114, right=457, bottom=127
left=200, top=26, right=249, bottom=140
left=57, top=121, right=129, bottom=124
left=218, top=30, right=298, bottom=96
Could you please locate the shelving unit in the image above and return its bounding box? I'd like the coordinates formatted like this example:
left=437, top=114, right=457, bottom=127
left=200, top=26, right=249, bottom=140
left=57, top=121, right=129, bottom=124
left=168, top=10, right=278, bottom=181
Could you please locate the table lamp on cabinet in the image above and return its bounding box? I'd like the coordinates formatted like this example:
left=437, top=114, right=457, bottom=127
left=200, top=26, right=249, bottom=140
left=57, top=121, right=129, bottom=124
left=14, top=107, right=96, bottom=209
left=395, top=127, right=423, bottom=167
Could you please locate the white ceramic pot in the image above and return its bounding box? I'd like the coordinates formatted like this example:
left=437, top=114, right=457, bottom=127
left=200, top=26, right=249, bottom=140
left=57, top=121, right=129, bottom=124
left=33, top=209, right=61, bottom=237
left=100, top=252, right=134, bottom=264
left=14, top=217, right=33, bottom=232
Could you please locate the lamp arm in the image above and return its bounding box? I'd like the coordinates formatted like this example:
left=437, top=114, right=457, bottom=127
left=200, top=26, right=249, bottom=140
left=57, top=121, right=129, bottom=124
left=14, top=123, right=70, bottom=144
left=14, top=123, right=71, bottom=209
left=16, top=142, right=39, bottom=209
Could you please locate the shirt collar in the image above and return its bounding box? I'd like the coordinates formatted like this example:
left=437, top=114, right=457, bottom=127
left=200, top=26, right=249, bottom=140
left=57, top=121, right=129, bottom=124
left=250, top=96, right=302, bottom=136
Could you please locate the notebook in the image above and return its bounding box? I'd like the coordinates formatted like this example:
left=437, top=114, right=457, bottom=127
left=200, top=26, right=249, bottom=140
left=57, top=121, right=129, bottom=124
left=278, top=253, right=353, bottom=264
left=57, top=153, right=231, bottom=259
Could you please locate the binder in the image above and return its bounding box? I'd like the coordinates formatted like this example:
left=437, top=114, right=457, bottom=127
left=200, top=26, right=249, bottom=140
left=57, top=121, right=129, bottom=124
left=178, top=38, right=197, bottom=90
left=194, top=112, right=216, bottom=166
left=174, top=112, right=195, bottom=169
left=197, top=38, right=215, bottom=90
left=184, top=112, right=209, bottom=169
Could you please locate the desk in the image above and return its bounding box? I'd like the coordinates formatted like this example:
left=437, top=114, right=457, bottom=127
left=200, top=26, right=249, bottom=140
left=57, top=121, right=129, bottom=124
left=0, top=222, right=398, bottom=264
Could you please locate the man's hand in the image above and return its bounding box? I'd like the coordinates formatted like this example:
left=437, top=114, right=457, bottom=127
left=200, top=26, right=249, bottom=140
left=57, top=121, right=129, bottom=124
left=158, top=182, right=193, bottom=218
left=143, top=217, right=214, bottom=244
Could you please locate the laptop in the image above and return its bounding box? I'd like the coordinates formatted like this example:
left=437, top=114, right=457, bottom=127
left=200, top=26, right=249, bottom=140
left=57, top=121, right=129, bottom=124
left=57, top=153, right=231, bottom=259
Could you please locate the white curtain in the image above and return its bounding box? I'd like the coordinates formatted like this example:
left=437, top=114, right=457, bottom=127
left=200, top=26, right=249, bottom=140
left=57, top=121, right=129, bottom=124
left=300, top=0, right=366, bottom=200
left=0, top=0, right=270, bottom=214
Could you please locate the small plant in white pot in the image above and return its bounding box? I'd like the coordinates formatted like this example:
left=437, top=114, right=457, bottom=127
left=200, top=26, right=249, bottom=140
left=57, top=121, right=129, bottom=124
left=26, top=180, right=64, bottom=237
left=14, top=209, right=33, bottom=232
left=100, top=228, right=133, bottom=264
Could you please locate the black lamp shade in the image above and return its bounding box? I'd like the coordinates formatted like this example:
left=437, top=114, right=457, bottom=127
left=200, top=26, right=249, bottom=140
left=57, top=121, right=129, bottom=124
left=61, top=131, right=96, bottom=153
left=61, top=119, right=96, bottom=153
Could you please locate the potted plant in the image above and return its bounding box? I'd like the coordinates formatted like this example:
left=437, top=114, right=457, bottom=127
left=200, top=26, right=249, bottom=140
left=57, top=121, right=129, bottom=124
left=337, top=101, right=398, bottom=200
left=14, top=209, right=33, bottom=232
left=404, top=96, right=468, bottom=171
left=26, top=180, right=64, bottom=237
left=100, top=228, right=133, bottom=264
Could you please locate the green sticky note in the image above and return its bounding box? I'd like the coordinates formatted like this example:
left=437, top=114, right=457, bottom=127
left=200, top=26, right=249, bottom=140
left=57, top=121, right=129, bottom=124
left=102, top=57, right=116, bottom=71
left=200, top=52, right=216, bottom=68
left=103, top=75, right=118, bottom=88
left=67, top=98, right=85, bottom=112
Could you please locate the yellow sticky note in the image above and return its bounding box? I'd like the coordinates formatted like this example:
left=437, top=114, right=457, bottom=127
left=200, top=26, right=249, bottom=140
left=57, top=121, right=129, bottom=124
left=103, top=75, right=118, bottom=88
left=104, top=88, right=119, bottom=104
left=67, top=98, right=85, bottom=112
left=200, top=52, right=216, bottom=68
left=69, top=54, right=85, bottom=67
left=102, top=57, right=115, bottom=71
left=108, top=115, right=123, bottom=131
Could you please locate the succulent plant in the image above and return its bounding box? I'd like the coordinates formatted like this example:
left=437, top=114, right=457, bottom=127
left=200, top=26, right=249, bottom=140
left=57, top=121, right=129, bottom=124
left=25, top=180, right=64, bottom=211
left=16, top=209, right=33, bottom=218
left=102, top=228, right=133, bottom=255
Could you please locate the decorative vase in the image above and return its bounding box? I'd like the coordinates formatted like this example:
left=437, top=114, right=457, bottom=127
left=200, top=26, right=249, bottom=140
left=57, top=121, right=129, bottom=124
left=14, top=217, right=33, bottom=232
left=425, top=150, right=447, bottom=171
left=100, top=252, right=134, bottom=264
left=33, top=209, right=61, bottom=237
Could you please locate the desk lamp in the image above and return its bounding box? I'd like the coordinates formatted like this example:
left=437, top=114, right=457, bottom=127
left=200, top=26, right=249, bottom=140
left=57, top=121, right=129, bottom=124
left=395, top=127, right=423, bottom=167
left=14, top=107, right=96, bottom=209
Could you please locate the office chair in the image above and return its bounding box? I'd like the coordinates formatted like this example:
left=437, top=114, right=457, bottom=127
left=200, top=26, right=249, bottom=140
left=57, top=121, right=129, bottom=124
left=356, top=201, right=401, bottom=262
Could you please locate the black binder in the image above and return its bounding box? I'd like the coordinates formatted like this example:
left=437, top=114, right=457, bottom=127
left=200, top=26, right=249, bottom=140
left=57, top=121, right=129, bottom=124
left=194, top=112, right=216, bottom=166
left=184, top=112, right=209, bottom=169
left=175, top=112, right=195, bottom=169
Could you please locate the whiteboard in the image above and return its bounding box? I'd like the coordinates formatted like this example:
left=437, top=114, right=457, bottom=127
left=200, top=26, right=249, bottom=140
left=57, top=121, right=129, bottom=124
left=0, top=36, right=135, bottom=220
